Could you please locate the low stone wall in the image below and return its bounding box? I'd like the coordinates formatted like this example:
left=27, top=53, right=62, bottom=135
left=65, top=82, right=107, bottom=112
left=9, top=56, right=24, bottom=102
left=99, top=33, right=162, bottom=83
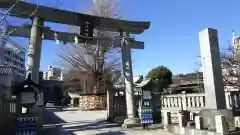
left=163, top=111, right=240, bottom=135
left=79, top=94, right=106, bottom=110
left=165, top=125, right=240, bottom=135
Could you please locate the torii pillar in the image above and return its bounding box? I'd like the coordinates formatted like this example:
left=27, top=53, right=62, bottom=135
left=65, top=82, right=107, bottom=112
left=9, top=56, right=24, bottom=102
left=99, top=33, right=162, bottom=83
left=121, top=32, right=140, bottom=127
left=26, top=17, right=44, bottom=84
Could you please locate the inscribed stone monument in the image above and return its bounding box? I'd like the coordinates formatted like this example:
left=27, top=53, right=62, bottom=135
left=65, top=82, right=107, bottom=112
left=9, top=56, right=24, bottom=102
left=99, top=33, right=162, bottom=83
left=199, top=28, right=226, bottom=109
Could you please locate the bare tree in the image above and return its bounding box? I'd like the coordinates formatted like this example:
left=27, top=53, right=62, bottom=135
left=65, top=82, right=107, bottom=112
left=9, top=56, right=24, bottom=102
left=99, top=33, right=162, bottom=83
left=221, top=44, right=240, bottom=91
left=58, top=0, right=122, bottom=93
left=196, top=41, right=240, bottom=91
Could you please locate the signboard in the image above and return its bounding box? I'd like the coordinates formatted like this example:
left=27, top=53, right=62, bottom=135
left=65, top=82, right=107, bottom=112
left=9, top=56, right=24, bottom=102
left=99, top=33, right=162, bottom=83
left=80, top=21, right=94, bottom=38
left=140, top=90, right=153, bottom=124
left=15, top=116, right=37, bottom=135
left=143, top=91, right=152, bottom=99
left=21, top=92, right=35, bottom=104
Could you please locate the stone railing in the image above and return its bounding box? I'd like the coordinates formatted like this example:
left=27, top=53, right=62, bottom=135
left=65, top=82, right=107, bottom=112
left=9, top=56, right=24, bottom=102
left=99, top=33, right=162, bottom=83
left=226, top=91, right=240, bottom=110
left=161, top=92, right=205, bottom=112
left=161, top=91, right=240, bottom=124
left=161, top=91, right=240, bottom=112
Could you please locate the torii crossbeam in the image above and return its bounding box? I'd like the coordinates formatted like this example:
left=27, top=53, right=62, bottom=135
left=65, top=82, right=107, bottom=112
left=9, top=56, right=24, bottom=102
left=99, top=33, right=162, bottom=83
left=7, top=25, right=145, bottom=49
left=0, top=0, right=149, bottom=34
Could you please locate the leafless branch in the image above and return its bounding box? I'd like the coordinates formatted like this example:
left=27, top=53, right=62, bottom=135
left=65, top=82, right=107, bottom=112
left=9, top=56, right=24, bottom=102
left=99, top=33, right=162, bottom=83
left=58, top=0, right=123, bottom=92
left=221, top=44, right=240, bottom=90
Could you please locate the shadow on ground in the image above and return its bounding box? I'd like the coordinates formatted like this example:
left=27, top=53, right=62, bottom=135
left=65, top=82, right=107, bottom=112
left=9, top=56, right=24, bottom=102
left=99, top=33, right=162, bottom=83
left=96, top=131, right=126, bottom=135
left=40, top=108, right=76, bottom=135
left=62, top=120, right=121, bottom=132
left=40, top=108, right=121, bottom=135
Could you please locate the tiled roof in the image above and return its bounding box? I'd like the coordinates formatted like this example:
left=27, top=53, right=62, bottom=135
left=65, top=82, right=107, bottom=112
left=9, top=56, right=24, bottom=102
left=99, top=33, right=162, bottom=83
left=0, top=66, right=12, bottom=75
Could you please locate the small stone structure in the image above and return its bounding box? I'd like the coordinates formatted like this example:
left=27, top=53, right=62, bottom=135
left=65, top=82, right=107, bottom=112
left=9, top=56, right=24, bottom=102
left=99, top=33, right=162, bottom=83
left=78, top=94, right=106, bottom=110
left=163, top=111, right=240, bottom=135
left=68, top=92, right=106, bottom=110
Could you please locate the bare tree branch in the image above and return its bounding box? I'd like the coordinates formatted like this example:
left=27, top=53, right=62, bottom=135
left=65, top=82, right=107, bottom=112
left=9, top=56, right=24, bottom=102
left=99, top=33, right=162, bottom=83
left=57, top=0, right=123, bottom=92
left=221, top=44, right=240, bottom=90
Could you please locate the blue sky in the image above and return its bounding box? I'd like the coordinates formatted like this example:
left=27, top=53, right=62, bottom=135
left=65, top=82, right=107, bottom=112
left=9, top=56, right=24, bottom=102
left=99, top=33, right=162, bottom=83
left=7, top=0, right=240, bottom=75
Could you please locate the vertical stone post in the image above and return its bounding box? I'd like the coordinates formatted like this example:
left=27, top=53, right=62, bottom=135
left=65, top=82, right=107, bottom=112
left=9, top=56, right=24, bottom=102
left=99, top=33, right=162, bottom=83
left=83, top=79, right=87, bottom=93
left=70, top=98, right=74, bottom=106
left=199, top=28, right=226, bottom=109
left=121, top=31, right=139, bottom=127
left=181, top=91, right=187, bottom=110
left=195, top=116, right=203, bottom=129
left=26, top=17, right=44, bottom=84
left=225, top=92, right=231, bottom=109
left=163, top=111, right=170, bottom=130
left=234, top=116, right=240, bottom=128
left=215, top=115, right=228, bottom=134
left=190, top=112, right=196, bottom=121
left=178, top=112, right=185, bottom=127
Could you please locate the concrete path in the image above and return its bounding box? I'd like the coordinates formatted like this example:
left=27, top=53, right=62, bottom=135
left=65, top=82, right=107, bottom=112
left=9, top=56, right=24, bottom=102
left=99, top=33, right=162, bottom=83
left=40, top=108, right=179, bottom=135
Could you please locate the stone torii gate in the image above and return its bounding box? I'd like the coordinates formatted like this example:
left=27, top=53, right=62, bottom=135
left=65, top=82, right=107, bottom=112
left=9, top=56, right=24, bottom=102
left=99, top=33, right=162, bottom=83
left=0, top=0, right=150, bottom=126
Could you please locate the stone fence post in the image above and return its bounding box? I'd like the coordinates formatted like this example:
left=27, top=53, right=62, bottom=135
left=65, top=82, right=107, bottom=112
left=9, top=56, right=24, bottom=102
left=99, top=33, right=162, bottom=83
left=163, top=112, right=170, bottom=130
left=181, top=91, right=187, bottom=110
left=215, top=115, right=228, bottom=134
left=195, top=116, right=203, bottom=129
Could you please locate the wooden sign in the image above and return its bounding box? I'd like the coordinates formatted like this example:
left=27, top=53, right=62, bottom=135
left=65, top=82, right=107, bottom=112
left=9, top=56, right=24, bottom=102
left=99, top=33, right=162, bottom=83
left=80, top=21, right=94, bottom=38
left=21, top=92, right=35, bottom=104
left=143, top=91, right=152, bottom=99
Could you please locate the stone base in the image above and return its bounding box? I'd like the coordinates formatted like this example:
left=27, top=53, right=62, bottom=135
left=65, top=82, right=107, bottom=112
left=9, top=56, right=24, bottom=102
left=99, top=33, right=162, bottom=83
left=198, top=109, right=234, bottom=130
left=165, top=124, right=240, bottom=135
left=121, top=118, right=141, bottom=128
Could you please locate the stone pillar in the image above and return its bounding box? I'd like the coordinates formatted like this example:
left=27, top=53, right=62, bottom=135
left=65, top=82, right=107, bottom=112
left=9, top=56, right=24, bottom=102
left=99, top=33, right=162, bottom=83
left=163, top=112, right=170, bottom=125
left=163, top=112, right=170, bottom=130
left=121, top=31, right=139, bottom=127
left=70, top=98, right=74, bottom=106
left=195, top=116, right=203, bottom=129
left=225, top=92, right=231, bottom=109
left=215, top=115, right=228, bottom=134
left=234, top=116, right=240, bottom=128
left=178, top=112, right=185, bottom=127
left=181, top=91, right=187, bottom=110
left=26, top=17, right=44, bottom=84
left=189, top=112, right=196, bottom=121
left=199, top=28, right=226, bottom=109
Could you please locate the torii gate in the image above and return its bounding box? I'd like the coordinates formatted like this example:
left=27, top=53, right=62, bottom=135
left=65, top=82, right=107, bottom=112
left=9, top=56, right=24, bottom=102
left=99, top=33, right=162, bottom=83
left=0, top=0, right=150, bottom=126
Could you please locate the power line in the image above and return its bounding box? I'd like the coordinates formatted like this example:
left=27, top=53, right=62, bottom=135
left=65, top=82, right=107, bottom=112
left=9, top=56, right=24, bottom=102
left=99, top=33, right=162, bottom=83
left=0, top=0, right=20, bottom=23
left=1, top=0, right=41, bottom=39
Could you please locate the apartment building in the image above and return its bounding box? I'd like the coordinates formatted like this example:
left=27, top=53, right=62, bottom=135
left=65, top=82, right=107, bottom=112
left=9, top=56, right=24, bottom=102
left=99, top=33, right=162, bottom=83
left=43, top=66, right=64, bottom=81
left=0, top=40, right=26, bottom=79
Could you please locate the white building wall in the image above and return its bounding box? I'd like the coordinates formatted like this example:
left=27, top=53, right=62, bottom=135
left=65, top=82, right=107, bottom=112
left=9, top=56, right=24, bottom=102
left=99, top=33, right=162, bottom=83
left=0, top=12, right=7, bottom=65
left=1, top=41, right=26, bottom=77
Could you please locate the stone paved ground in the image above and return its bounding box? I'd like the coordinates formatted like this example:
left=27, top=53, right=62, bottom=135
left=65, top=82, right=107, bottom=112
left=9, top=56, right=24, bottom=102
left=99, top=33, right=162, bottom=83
left=41, top=108, right=179, bottom=135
